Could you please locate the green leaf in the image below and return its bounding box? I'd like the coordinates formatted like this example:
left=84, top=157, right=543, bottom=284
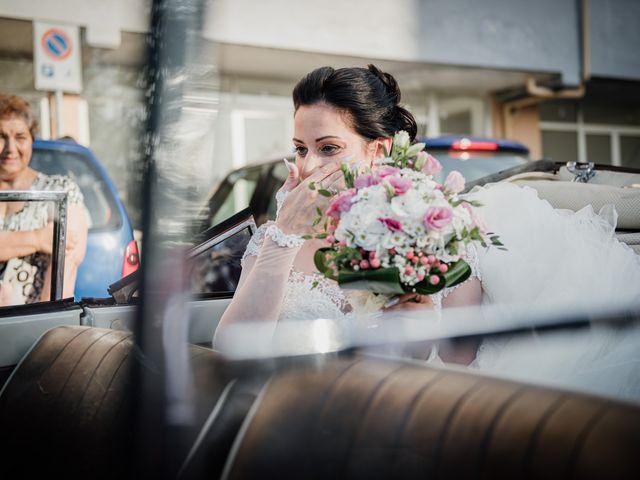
left=301, top=235, right=312, bottom=240
left=315, top=233, right=328, bottom=239
left=308, top=181, right=316, bottom=191
left=316, top=206, right=323, bottom=216
left=314, top=248, right=337, bottom=280
left=443, top=260, right=472, bottom=288
left=312, top=216, right=321, bottom=227
left=338, top=267, right=406, bottom=295
left=318, top=189, right=332, bottom=197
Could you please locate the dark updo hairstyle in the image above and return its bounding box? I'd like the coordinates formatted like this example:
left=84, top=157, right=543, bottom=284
left=292, top=64, right=417, bottom=142
left=0, top=94, right=38, bottom=139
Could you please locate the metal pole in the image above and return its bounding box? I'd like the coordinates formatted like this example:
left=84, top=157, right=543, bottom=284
left=54, top=90, right=64, bottom=138
left=132, top=1, right=212, bottom=477
left=50, top=195, right=68, bottom=300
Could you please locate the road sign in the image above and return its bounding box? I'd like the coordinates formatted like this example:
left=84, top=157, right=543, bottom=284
left=33, top=21, right=83, bottom=93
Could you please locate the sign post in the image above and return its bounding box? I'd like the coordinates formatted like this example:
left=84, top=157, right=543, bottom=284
left=33, top=22, right=83, bottom=137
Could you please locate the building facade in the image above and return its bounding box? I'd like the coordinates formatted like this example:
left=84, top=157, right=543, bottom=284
left=1, top=0, right=639, bottom=225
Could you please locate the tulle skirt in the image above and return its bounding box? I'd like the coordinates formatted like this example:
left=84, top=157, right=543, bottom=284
left=465, top=183, right=640, bottom=402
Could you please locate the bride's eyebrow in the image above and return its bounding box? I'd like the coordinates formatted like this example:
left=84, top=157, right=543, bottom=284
left=315, top=136, right=342, bottom=142
left=292, top=136, right=343, bottom=144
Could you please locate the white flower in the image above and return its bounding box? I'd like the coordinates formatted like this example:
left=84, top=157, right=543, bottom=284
left=452, top=204, right=473, bottom=236
left=393, top=130, right=410, bottom=149
left=390, top=189, right=428, bottom=219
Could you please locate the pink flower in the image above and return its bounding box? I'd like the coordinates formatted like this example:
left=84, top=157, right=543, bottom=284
left=385, top=176, right=412, bottom=195
left=423, top=206, right=453, bottom=231
left=325, top=188, right=356, bottom=219
left=379, top=217, right=403, bottom=232
left=444, top=170, right=465, bottom=194
left=354, top=173, right=379, bottom=189
left=421, top=153, right=443, bottom=176
left=461, top=202, right=487, bottom=234
left=376, top=166, right=400, bottom=178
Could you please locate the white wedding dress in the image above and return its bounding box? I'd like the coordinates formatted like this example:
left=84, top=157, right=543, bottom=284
left=239, top=183, right=640, bottom=403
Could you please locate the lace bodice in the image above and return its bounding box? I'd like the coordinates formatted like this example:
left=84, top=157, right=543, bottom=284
left=242, top=221, right=481, bottom=322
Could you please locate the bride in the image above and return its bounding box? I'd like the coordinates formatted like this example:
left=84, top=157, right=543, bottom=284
left=215, top=65, right=482, bottom=342
left=213, top=65, right=640, bottom=399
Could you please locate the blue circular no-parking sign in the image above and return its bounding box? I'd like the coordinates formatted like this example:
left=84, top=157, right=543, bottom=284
left=41, top=28, right=72, bottom=60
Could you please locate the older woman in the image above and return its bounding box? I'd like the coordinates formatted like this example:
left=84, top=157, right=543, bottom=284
left=0, top=94, right=87, bottom=305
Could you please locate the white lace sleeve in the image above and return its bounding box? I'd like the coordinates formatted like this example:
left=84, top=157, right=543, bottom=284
left=430, top=242, right=482, bottom=311
left=241, top=221, right=274, bottom=265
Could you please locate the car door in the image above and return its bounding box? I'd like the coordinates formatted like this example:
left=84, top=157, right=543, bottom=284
left=0, top=190, right=84, bottom=386
left=101, top=209, right=256, bottom=347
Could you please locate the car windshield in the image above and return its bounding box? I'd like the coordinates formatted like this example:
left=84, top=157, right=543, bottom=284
left=30, top=148, right=121, bottom=230
left=429, top=150, right=530, bottom=184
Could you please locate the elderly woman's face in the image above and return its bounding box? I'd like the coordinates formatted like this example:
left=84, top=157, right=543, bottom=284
left=293, top=103, right=374, bottom=180
left=0, top=115, right=32, bottom=181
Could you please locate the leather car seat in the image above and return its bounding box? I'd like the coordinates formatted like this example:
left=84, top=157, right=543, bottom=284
left=222, top=355, right=640, bottom=480
left=0, top=325, right=248, bottom=479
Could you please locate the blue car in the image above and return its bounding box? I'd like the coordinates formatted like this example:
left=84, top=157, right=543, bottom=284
left=30, top=139, right=139, bottom=299
left=419, top=135, right=530, bottom=185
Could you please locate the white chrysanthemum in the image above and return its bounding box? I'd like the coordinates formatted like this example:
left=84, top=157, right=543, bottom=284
left=353, top=184, right=386, bottom=204
left=390, top=189, right=428, bottom=220
left=452, top=204, right=473, bottom=237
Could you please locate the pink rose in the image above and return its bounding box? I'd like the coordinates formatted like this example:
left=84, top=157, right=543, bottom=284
left=444, top=170, right=465, bottom=194
left=421, top=153, right=443, bottom=176
left=379, top=217, right=403, bottom=232
left=376, top=166, right=400, bottom=178
left=325, top=188, right=356, bottom=219
left=385, top=176, right=413, bottom=195
left=354, top=173, right=379, bottom=189
left=423, top=206, right=453, bottom=231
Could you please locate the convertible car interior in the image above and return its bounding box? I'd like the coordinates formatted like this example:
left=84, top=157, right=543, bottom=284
left=1, top=163, right=639, bottom=478
left=1, top=324, right=639, bottom=479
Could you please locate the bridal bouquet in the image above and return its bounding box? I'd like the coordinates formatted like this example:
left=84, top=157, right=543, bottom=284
left=306, top=131, right=503, bottom=295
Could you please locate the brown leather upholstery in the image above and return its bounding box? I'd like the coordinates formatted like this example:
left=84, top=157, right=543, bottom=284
left=223, top=356, right=640, bottom=480
left=0, top=326, right=135, bottom=478
left=0, top=325, right=243, bottom=479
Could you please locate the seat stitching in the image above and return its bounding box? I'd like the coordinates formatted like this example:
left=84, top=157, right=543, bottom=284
left=50, top=329, right=113, bottom=401
left=34, top=327, right=89, bottom=385
left=93, top=349, right=132, bottom=422
left=71, top=332, right=132, bottom=417
left=476, top=386, right=525, bottom=478
left=339, top=365, right=406, bottom=479
left=567, top=401, right=610, bottom=480
left=431, top=378, right=482, bottom=480
left=521, top=395, right=567, bottom=480
left=387, top=370, right=445, bottom=478
left=313, top=358, right=365, bottom=429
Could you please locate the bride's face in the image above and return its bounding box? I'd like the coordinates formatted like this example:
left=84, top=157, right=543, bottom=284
left=293, top=103, right=388, bottom=180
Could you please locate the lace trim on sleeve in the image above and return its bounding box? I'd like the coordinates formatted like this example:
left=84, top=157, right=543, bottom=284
left=430, top=242, right=482, bottom=311
left=241, top=221, right=274, bottom=265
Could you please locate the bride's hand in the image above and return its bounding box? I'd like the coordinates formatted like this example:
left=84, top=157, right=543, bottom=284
left=275, top=161, right=344, bottom=237
left=383, top=293, right=434, bottom=312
